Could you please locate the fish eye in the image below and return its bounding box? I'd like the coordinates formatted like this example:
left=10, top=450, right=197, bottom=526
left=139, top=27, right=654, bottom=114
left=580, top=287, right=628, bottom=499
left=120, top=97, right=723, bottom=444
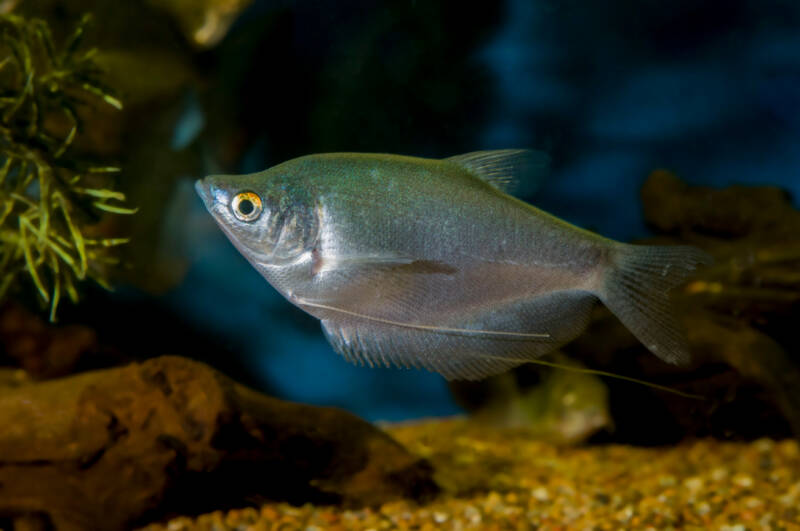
left=231, top=191, right=263, bottom=222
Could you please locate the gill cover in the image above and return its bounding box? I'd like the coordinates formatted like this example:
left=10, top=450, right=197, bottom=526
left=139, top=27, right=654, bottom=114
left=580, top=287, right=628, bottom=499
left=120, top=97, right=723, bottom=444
left=258, top=194, right=321, bottom=264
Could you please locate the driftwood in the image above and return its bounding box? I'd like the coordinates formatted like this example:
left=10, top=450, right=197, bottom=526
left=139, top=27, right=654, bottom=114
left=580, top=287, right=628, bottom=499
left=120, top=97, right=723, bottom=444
left=0, top=356, right=437, bottom=530
left=570, top=171, right=800, bottom=441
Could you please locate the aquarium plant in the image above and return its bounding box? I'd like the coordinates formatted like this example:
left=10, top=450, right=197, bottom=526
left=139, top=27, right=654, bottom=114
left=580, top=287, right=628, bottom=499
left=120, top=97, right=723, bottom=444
left=0, top=13, right=133, bottom=320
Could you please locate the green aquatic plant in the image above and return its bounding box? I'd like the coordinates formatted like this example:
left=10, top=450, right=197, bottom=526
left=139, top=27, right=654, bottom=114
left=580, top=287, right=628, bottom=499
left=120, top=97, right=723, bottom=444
left=0, top=13, right=134, bottom=320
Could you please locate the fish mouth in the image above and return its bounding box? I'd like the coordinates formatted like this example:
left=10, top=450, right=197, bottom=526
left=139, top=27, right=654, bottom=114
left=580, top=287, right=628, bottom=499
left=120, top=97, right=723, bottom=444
left=195, top=176, right=231, bottom=211
left=194, top=177, right=212, bottom=208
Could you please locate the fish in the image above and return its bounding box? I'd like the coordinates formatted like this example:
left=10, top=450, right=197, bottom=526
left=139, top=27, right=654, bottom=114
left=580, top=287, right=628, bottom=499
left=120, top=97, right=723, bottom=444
left=195, top=150, right=711, bottom=381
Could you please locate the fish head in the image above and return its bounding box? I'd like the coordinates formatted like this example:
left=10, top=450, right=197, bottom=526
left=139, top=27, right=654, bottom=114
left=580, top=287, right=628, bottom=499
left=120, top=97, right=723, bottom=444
left=195, top=170, right=320, bottom=268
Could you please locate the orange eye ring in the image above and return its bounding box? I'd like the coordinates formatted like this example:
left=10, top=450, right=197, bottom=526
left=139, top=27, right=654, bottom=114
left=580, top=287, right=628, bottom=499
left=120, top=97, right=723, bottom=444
left=231, top=191, right=263, bottom=222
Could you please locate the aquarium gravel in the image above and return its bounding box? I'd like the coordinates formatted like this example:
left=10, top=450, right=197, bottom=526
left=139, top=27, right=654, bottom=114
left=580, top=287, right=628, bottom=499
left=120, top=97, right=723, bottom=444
left=141, top=419, right=800, bottom=530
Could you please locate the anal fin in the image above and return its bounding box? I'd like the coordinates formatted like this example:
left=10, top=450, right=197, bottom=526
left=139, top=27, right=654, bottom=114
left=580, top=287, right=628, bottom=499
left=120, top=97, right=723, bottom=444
left=321, top=319, right=529, bottom=380
left=317, top=290, right=597, bottom=380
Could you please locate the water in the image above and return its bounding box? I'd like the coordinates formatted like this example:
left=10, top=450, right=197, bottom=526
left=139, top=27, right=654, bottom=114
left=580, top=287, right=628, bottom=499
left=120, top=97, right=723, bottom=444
left=160, top=0, right=800, bottom=422
left=6, top=0, right=800, bottom=424
left=1, top=2, right=799, bottom=527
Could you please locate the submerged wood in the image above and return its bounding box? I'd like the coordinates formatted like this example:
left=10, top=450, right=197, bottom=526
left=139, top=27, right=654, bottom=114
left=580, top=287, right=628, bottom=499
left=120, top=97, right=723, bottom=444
left=0, top=356, right=438, bottom=530
left=565, top=170, right=800, bottom=440
left=451, top=171, right=800, bottom=442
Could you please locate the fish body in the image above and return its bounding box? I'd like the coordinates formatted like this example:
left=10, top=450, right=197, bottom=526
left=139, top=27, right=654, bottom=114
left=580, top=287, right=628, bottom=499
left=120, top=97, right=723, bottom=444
left=195, top=150, right=709, bottom=380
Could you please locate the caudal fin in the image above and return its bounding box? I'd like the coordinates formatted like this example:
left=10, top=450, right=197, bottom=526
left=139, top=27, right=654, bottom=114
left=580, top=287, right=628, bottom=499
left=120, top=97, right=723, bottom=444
left=600, top=244, right=712, bottom=365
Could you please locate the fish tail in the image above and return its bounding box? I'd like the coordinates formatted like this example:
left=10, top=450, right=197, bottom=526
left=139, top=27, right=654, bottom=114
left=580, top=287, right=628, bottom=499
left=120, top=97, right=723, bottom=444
left=599, top=243, right=712, bottom=365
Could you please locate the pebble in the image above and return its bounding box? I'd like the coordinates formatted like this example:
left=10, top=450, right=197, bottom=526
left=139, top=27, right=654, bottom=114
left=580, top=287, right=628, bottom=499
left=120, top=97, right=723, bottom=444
left=531, top=487, right=549, bottom=501
left=733, top=474, right=754, bottom=488
left=711, top=467, right=729, bottom=481
left=139, top=419, right=800, bottom=530
left=683, top=476, right=703, bottom=492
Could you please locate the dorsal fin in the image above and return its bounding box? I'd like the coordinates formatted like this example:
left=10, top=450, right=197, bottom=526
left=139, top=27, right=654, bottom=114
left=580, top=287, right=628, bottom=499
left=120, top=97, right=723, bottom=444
left=445, top=149, right=550, bottom=195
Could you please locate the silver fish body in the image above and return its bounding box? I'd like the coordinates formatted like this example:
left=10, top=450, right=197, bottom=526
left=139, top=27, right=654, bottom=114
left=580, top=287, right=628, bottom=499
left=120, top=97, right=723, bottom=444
left=196, top=151, right=709, bottom=380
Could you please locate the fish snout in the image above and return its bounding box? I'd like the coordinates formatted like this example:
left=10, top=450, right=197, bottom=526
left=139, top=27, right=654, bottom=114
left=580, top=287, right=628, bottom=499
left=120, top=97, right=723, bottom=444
left=194, top=177, right=212, bottom=205
left=195, top=177, right=228, bottom=209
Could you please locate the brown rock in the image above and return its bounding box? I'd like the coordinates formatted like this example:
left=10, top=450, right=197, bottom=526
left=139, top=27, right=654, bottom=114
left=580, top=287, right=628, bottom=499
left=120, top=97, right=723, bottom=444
left=0, top=303, right=98, bottom=379
left=143, top=0, right=255, bottom=48
left=641, top=169, right=798, bottom=238
left=0, top=356, right=438, bottom=530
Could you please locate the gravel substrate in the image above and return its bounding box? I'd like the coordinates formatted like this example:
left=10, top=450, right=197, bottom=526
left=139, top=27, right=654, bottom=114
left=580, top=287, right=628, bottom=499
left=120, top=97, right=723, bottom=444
left=142, top=418, right=800, bottom=530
